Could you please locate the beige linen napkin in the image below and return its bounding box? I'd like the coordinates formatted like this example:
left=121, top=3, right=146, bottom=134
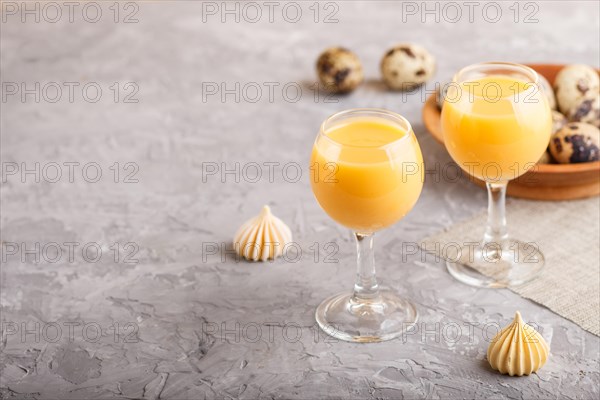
left=421, top=197, right=600, bottom=336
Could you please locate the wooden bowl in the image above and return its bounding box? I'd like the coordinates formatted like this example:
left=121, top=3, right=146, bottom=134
left=422, top=64, right=600, bottom=200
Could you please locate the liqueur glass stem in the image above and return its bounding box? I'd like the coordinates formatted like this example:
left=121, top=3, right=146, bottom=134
left=352, top=233, right=380, bottom=302
left=483, top=182, right=509, bottom=246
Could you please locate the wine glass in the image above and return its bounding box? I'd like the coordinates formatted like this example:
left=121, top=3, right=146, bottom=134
left=441, top=62, right=552, bottom=288
left=309, top=108, right=423, bottom=342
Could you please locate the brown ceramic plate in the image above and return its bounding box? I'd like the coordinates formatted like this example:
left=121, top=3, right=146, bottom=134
left=422, top=63, right=600, bottom=200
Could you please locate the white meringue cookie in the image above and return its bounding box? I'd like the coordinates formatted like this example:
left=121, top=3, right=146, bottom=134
left=234, top=206, right=292, bottom=262
left=487, top=311, right=549, bottom=376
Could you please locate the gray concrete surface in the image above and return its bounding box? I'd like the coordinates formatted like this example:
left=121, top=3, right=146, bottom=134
left=1, top=1, right=599, bottom=399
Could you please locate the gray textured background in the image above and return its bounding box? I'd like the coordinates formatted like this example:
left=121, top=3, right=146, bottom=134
left=1, top=1, right=599, bottom=399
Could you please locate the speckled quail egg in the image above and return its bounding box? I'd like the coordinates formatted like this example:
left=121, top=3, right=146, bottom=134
left=381, top=44, right=435, bottom=90
left=552, top=110, right=568, bottom=134
left=567, top=94, right=600, bottom=128
left=316, top=47, right=364, bottom=93
left=553, top=64, right=599, bottom=115
left=549, top=122, right=600, bottom=164
left=537, top=75, right=557, bottom=110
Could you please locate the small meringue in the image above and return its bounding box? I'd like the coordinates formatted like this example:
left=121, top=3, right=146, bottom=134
left=487, top=311, right=549, bottom=376
left=233, top=206, right=292, bottom=262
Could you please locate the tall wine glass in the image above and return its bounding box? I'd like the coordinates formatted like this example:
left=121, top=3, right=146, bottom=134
left=310, top=108, right=423, bottom=342
left=441, top=62, right=552, bottom=288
